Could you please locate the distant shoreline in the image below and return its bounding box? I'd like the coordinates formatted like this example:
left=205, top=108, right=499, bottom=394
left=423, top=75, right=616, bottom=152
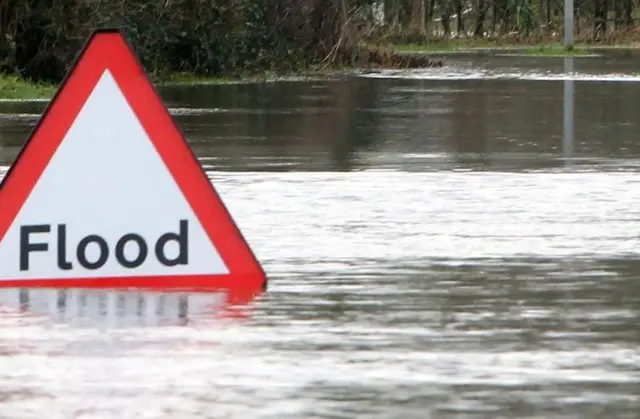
left=391, top=38, right=640, bottom=57
left=2, top=40, right=639, bottom=100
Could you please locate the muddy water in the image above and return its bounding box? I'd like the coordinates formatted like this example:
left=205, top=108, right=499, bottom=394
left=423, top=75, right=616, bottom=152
left=1, top=54, right=640, bottom=418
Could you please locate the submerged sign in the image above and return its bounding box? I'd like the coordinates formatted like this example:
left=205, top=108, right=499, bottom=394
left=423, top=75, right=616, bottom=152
left=0, top=29, right=266, bottom=298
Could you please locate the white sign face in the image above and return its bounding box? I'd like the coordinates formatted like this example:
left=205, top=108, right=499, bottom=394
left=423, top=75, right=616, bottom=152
left=0, top=70, right=229, bottom=280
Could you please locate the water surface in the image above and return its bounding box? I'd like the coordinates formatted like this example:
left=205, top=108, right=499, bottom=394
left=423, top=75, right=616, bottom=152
left=1, top=54, right=640, bottom=418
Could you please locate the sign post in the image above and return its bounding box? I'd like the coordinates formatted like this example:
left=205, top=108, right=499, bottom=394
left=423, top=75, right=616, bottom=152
left=564, top=0, right=574, bottom=50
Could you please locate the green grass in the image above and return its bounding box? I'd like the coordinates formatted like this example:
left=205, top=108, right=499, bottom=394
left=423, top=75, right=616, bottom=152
left=155, top=67, right=339, bottom=86
left=490, top=45, right=596, bottom=56
left=0, top=71, right=294, bottom=100
left=392, top=40, right=602, bottom=56
left=154, top=71, right=267, bottom=85
left=0, top=68, right=339, bottom=100
left=0, top=75, right=56, bottom=99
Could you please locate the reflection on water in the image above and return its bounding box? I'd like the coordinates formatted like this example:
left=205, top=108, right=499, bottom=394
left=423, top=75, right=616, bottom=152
left=1, top=53, right=640, bottom=418
left=563, top=57, right=575, bottom=164
left=0, top=289, right=229, bottom=328
left=2, top=54, right=640, bottom=173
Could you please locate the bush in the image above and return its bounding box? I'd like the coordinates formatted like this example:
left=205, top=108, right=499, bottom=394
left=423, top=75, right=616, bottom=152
left=0, top=0, right=348, bottom=83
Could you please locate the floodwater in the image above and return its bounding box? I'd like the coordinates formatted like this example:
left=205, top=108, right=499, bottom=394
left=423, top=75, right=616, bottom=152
left=1, top=53, right=640, bottom=418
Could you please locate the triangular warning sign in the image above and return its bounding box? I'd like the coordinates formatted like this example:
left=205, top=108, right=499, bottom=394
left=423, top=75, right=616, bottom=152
left=0, top=29, right=267, bottom=297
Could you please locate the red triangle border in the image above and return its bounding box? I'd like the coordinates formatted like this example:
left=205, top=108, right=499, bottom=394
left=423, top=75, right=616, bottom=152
left=0, top=29, right=267, bottom=302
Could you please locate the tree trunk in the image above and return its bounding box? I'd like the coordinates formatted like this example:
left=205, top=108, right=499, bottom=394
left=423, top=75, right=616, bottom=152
left=623, top=0, right=633, bottom=26
left=456, top=0, right=465, bottom=34
left=428, top=0, right=437, bottom=33
left=545, top=0, right=551, bottom=32
left=473, top=0, right=486, bottom=36
left=410, top=0, right=427, bottom=35
left=439, top=0, right=453, bottom=35
left=384, top=0, right=401, bottom=28
left=593, top=0, right=608, bottom=39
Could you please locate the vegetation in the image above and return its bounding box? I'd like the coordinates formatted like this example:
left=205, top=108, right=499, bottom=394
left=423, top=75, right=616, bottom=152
left=375, top=0, right=640, bottom=44
left=0, top=0, right=409, bottom=85
left=392, top=40, right=601, bottom=55
left=0, top=75, right=55, bottom=99
left=1, top=0, right=640, bottom=87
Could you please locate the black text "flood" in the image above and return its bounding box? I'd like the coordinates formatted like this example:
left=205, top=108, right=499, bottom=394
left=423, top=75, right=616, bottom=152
left=19, top=220, right=189, bottom=271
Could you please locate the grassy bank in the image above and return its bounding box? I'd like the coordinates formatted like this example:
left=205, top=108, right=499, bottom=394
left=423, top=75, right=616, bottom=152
left=0, top=71, right=309, bottom=100
left=155, top=68, right=340, bottom=86
left=0, top=75, right=56, bottom=100
left=0, top=66, right=355, bottom=100
left=391, top=37, right=640, bottom=56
